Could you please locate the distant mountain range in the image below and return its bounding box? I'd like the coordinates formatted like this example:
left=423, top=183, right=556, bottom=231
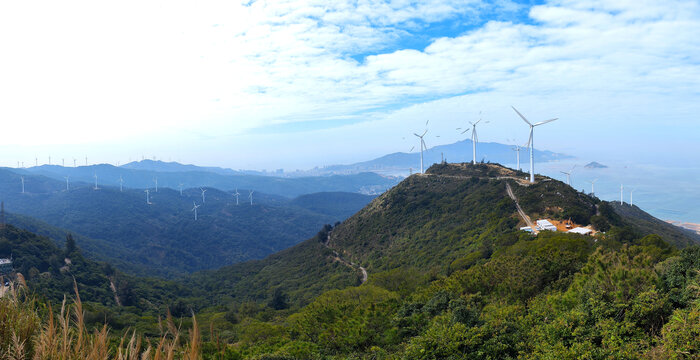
left=10, top=161, right=397, bottom=197
left=0, top=168, right=376, bottom=277
left=319, top=139, right=570, bottom=175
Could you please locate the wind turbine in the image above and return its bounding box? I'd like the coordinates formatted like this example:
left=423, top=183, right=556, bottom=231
left=413, top=130, right=428, bottom=174
left=248, top=190, right=254, bottom=205
left=512, top=106, right=558, bottom=183
left=64, top=176, right=69, bottom=191
left=178, top=183, right=184, bottom=196
left=620, top=184, right=624, bottom=205
left=234, top=188, right=240, bottom=205
left=119, top=176, right=124, bottom=192
left=586, top=179, right=599, bottom=195
left=630, top=189, right=635, bottom=207
left=35, top=157, right=38, bottom=167
left=467, top=113, right=489, bottom=165
left=145, top=189, right=152, bottom=205
left=93, top=173, right=99, bottom=190
left=62, top=158, right=65, bottom=167
left=200, top=188, right=207, bottom=203
left=48, top=156, right=51, bottom=165
left=153, top=177, right=158, bottom=192
left=560, top=165, right=576, bottom=186
left=20, top=176, right=25, bottom=194
left=85, top=156, right=88, bottom=166
left=512, top=145, right=522, bottom=171
left=73, top=158, right=77, bottom=167
left=191, top=202, right=200, bottom=220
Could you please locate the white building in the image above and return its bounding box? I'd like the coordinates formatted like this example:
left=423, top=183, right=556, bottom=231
left=536, top=219, right=558, bottom=232
left=567, top=227, right=593, bottom=235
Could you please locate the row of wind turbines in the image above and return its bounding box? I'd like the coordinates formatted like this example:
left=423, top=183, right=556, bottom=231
left=412, top=106, right=557, bottom=183
left=18, top=173, right=257, bottom=221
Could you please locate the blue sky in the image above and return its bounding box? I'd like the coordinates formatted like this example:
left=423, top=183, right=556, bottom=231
left=0, top=0, right=698, bottom=170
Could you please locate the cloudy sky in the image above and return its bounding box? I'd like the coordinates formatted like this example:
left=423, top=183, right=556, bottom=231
left=0, top=0, right=698, bottom=170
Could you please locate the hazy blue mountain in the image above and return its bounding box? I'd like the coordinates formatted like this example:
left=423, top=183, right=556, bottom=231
left=0, top=169, right=375, bottom=277
left=10, top=163, right=398, bottom=197
left=322, top=139, right=570, bottom=174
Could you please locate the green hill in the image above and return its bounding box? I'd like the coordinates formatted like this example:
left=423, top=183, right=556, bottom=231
left=0, top=169, right=375, bottom=277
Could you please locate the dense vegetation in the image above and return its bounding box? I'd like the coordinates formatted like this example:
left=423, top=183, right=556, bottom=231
left=0, top=168, right=374, bottom=277
left=1, top=162, right=699, bottom=358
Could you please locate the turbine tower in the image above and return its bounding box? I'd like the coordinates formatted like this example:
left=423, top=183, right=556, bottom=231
left=20, top=176, right=25, bottom=194
left=200, top=188, right=207, bottom=203
left=630, top=189, right=635, bottom=207
left=467, top=113, right=488, bottom=165
left=191, top=202, right=200, bottom=220
left=512, top=145, right=522, bottom=171
left=85, top=156, right=88, bottom=166
left=512, top=106, right=558, bottom=183
left=178, top=183, right=184, bottom=196
left=93, top=173, right=99, bottom=190
left=234, top=188, right=240, bottom=205
left=153, top=177, right=158, bottom=192
left=620, top=184, right=624, bottom=205
left=145, top=189, right=152, bottom=204
left=413, top=130, right=428, bottom=174
left=64, top=176, right=69, bottom=191
left=119, top=176, right=124, bottom=192
left=587, top=179, right=599, bottom=195
left=48, top=156, right=51, bottom=165
left=73, top=158, right=77, bottom=167
left=249, top=190, right=254, bottom=205
left=560, top=165, right=576, bottom=186
left=62, top=158, right=64, bottom=167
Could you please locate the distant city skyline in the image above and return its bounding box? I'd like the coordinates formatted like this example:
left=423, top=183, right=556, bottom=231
left=1, top=0, right=698, bottom=170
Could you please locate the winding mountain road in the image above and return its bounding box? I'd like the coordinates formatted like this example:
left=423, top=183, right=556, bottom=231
left=506, top=182, right=538, bottom=234
left=324, top=232, right=368, bottom=284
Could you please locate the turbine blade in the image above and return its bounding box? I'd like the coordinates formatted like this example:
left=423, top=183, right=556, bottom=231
left=425, top=119, right=429, bottom=126
left=461, top=129, right=469, bottom=134
left=409, top=146, right=415, bottom=152
left=511, top=106, right=533, bottom=126
left=421, top=130, right=427, bottom=137
left=534, top=118, right=558, bottom=126
left=413, top=133, right=420, bottom=137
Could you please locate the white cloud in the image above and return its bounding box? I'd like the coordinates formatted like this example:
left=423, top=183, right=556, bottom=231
left=0, top=0, right=698, bottom=168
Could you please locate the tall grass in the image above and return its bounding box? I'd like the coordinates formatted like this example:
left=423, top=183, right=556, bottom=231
left=0, top=277, right=201, bottom=359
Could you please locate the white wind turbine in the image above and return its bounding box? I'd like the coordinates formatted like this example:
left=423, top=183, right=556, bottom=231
left=119, top=176, right=124, bottom=192
left=48, top=156, right=51, bottom=165
left=85, top=156, right=88, bottom=166
left=73, top=158, right=77, bottom=167
left=560, top=165, right=576, bottom=186
left=586, top=179, right=599, bottom=195
left=234, top=188, right=240, bottom=205
left=62, top=158, right=64, bottom=167
left=20, top=176, right=25, bottom=194
left=512, top=145, right=522, bottom=171
left=93, top=173, right=99, bottom=190
left=64, top=176, right=69, bottom=191
left=145, top=189, right=152, bottom=205
left=248, top=190, right=254, bottom=205
left=512, top=106, right=558, bottom=183
left=620, top=184, right=624, bottom=205
left=200, top=188, right=207, bottom=203
left=178, top=183, right=184, bottom=196
left=413, top=128, right=428, bottom=174
left=630, top=189, right=635, bottom=207
left=191, top=202, right=200, bottom=220
left=153, top=177, right=158, bottom=192
left=467, top=113, right=489, bottom=165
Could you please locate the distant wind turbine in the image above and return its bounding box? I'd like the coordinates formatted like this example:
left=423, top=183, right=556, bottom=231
left=145, top=189, right=152, bottom=205
left=200, top=188, right=207, bottom=203
left=153, top=177, right=158, bottom=192
left=119, top=176, right=124, bottom=192
left=249, top=190, right=254, bottom=205
left=467, top=112, right=489, bottom=165
left=630, top=189, right=635, bottom=207
left=413, top=129, right=428, bottom=174
left=85, top=156, right=88, bottom=166
left=512, top=106, right=558, bottom=183
left=191, top=202, right=200, bottom=220
left=93, top=173, right=99, bottom=190
left=560, top=165, right=576, bottom=186
left=586, top=179, right=599, bottom=195
left=64, top=176, right=69, bottom=191
left=48, top=156, right=51, bottom=165
left=62, top=158, right=64, bottom=167
left=620, top=184, right=624, bottom=205
left=35, top=157, right=38, bottom=167
left=178, top=183, right=184, bottom=196
left=20, top=176, right=25, bottom=194
left=73, top=158, right=77, bottom=167
left=234, top=188, right=240, bottom=205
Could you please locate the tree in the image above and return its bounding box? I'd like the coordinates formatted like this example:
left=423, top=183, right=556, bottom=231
left=65, top=234, right=77, bottom=256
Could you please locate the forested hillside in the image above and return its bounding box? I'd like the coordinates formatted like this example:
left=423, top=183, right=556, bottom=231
left=0, top=168, right=375, bottom=277
left=2, top=162, right=699, bottom=359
